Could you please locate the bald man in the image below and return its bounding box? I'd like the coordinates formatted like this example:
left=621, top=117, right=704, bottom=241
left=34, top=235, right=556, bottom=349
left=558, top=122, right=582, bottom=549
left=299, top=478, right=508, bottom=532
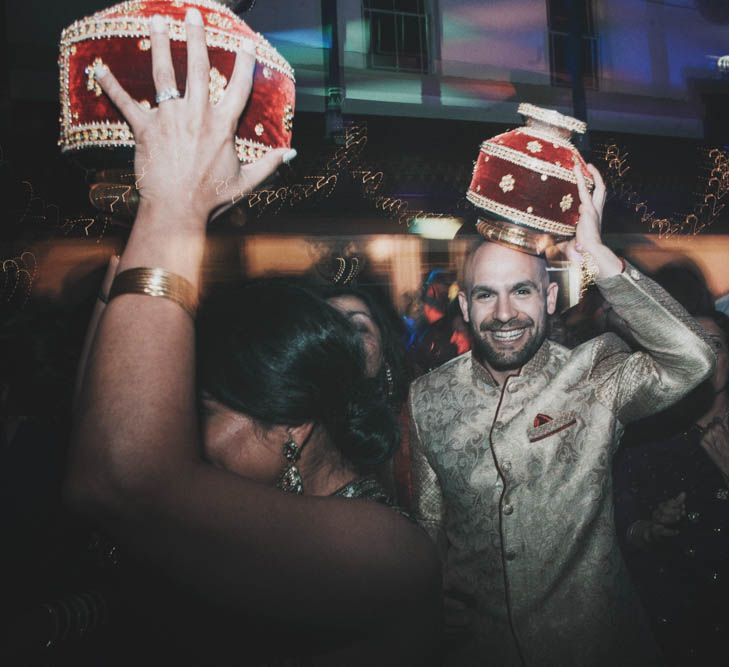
left=408, top=166, right=715, bottom=666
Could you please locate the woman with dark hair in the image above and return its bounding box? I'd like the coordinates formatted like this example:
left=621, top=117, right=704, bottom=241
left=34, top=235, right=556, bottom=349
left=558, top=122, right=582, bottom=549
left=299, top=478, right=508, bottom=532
left=314, top=279, right=410, bottom=411
left=197, top=280, right=400, bottom=495
left=66, top=12, right=439, bottom=665
left=310, top=275, right=422, bottom=506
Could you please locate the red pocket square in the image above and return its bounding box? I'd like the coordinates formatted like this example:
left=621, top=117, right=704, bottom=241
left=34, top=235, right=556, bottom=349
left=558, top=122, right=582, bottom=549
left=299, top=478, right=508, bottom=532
left=533, top=413, right=553, bottom=428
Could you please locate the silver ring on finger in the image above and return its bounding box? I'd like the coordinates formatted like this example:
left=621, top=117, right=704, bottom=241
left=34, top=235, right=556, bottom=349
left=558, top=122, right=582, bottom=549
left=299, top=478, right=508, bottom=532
left=155, top=87, right=181, bottom=104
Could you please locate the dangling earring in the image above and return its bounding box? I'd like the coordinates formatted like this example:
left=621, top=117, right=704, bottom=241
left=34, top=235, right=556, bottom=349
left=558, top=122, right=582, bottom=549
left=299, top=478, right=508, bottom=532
left=384, top=362, right=395, bottom=401
left=276, top=437, right=304, bottom=495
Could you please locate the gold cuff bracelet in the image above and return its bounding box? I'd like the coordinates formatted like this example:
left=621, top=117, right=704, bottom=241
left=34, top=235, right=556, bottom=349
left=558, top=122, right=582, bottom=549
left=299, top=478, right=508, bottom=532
left=108, top=267, right=197, bottom=318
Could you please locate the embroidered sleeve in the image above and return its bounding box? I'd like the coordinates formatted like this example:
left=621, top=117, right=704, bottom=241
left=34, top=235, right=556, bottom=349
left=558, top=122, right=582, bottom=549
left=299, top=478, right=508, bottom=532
left=408, top=394, right=448, bottom=560
left=591, top=263, right=715, bottom=424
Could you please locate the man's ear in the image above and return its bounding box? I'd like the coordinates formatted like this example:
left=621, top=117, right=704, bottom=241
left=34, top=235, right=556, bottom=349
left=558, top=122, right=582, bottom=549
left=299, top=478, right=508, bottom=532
left=546, top=281, right=559, bottom=316
left=458, top=291, right=470, bottom=323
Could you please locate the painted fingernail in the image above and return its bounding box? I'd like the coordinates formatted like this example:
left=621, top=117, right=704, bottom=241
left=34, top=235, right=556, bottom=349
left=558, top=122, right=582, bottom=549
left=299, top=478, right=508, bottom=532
left=282, top=148, right=297, bottom=164
left=186, top=8, right=203, bottom=25
left=151, top=14, right=167, bottom=33
left=94, top=63, right=109, bottom=79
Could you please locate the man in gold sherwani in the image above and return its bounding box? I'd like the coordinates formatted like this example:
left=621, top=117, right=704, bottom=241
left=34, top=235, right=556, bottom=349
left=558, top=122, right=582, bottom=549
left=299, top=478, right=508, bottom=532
left=408, top=166, right=716, bottom=666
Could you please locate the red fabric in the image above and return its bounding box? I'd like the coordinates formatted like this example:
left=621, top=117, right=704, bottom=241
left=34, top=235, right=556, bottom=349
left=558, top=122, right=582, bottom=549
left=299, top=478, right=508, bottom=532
left=61, top=1, right=294, bottom=158
left=467, top=122, right=592, bottom=234
left=533, top=413, right=553, bottom=428
left=470, top=149, right=582, bottom=228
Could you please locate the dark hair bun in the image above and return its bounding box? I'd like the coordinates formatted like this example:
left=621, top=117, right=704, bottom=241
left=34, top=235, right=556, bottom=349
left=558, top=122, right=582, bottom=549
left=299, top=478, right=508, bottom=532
left=197, top=279, right=400, bottom=472
left=332, top=381, right=399, bottom=469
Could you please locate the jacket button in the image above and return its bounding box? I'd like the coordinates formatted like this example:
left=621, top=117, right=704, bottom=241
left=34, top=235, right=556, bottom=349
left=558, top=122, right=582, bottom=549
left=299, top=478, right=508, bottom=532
left=501, top=460, right=512, bottom=473
left=629, top=268, right=641, bottom=281
left=507, top=384, right=520, bottom=393
left=503, top=503, right=514, bottom=515
left=505, top=550, right=517, bottom=561
left=493, top=421, right=504, bottom=431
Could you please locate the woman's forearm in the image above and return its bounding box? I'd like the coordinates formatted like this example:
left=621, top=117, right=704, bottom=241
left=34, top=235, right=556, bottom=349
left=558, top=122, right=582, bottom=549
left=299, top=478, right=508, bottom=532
left=68, top=203, right=207, bottom=507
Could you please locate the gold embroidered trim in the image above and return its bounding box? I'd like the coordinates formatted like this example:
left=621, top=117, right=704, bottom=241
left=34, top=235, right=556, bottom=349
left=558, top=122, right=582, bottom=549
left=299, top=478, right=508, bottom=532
left=85, top=57, right=105, bottom=96
left=466, top=190, right=575, bottom=237
left=234, top=136, right=275, bottom=163
left=208, top=66, right=227, bottom=104
left=516, top=126, right=578, bottom=153
left=283, top=104, right=294, bottom=133
left=59, top=18, right=295, bottom=82
left=481, top=141, right=594, bottom=189
left=59, top=121, right=135, bottom=151
left=518, top=103, right=586, bottom=134
left=96, top=0, right=240, bottom=20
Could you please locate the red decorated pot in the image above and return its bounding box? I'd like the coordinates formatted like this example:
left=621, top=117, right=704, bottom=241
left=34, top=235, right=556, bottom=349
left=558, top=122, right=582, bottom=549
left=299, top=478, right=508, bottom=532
left=467, top=103, right=592, bottom=254
left=58, top=0, right=295, bottom=165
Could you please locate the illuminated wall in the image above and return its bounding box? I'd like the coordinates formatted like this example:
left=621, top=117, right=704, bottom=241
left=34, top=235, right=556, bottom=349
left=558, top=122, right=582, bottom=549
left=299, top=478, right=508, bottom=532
left=244, top=0, right=729, bottom=138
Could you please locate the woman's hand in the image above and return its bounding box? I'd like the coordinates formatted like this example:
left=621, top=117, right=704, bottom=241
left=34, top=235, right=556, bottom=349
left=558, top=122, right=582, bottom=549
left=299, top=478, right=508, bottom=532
left=651, top=491, right=686, bottom=527
left=699, top=418, right=729, bottom=485
left=93, top=8, right=294, bottom=222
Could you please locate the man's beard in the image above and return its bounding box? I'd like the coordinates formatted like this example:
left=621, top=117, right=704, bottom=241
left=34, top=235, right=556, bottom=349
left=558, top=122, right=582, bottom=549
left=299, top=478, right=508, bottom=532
left=469, top=316, right=547, bottom=372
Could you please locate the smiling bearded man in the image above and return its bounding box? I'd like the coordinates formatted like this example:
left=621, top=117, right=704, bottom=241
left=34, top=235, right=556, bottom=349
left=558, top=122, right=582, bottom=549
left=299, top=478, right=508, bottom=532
left=461, top=243, right=556, bottom=379
left=407, top=161, right=716, bottom=666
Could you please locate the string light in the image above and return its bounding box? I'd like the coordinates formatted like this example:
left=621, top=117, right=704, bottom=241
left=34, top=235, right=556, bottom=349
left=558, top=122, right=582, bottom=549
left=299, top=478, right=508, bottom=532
left=1, top=252, right=37, bottom=308
left=599, top=143, right=729, bottom=238
left=246, top=122, right=454, bottom=230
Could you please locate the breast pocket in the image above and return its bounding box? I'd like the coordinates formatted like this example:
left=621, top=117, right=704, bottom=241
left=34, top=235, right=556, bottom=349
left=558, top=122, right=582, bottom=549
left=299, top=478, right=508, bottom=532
left=526, top=410, right=577, bottom=443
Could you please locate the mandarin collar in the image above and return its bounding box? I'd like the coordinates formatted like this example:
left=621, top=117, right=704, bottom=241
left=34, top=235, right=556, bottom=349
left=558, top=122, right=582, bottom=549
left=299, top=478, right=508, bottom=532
left=470, top=340, right=552, bottom=388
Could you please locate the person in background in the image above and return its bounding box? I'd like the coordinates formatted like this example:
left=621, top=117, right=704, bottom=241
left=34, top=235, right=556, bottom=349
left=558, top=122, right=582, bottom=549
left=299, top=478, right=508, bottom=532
left=314, top=275, right=418, bottom=507
left=614, top=289, right=729, bottom=665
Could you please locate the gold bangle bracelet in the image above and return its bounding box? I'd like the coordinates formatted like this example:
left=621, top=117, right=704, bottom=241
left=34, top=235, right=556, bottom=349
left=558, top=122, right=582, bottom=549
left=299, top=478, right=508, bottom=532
left=108, top=267, right=197, bottom=318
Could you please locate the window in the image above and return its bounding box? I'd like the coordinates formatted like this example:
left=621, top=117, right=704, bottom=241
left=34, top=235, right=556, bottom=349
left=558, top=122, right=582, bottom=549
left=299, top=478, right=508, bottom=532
left=363, top=0, right=431, bottom=73
left=547, top=0, right=598, bottom=89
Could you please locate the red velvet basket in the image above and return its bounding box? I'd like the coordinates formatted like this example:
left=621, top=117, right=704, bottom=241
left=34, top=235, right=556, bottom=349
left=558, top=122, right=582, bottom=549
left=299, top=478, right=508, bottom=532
left=58, top=0, right=295, bottom=165
left=467, top=103, right=593, bottom=254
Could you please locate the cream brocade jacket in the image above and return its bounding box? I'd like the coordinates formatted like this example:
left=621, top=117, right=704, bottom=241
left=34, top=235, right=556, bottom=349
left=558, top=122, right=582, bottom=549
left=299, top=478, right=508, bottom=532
left=409, top=264, right=716, bottom=667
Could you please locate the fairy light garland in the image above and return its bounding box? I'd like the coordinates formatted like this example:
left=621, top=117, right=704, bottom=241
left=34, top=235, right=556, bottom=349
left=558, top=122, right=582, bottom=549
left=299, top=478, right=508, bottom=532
left=599, top=143, right=729, bottom=239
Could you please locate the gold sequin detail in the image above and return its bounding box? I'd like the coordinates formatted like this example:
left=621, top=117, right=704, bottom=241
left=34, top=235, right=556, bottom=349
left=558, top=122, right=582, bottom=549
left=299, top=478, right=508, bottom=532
left=138, top=38, right=151, bottom=51
left=208, top=67, right=228, bottom=105
left=85, top=57, right=105, bottom=97
left=527, top=140, right=543, bottom=153
left=235, top=136, right=271, bottom=163
left=207, top=12, right=234, bottom=30
left=527, top=206, right=534, bottom=213
left=560, top=194, right=574, bottom=212
left=481, top=141, right=593, bottom=188
left=499, top=174, right=515, bottom=193
left=541, top=174, right=548, bottom=181
left=70, top=45, right=77, bottom=55
left=254, top=123, right=264, bottom=136
left=263, top=67, right=272, bottom=79
left=466, top=190, right=575, bottom=237
left=283, top=104, right=294, bottom=133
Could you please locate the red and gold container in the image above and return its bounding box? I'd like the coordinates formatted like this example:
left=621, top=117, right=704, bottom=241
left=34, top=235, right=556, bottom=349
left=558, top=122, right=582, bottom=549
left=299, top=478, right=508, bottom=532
left=467, top=103, right=592, bottom=255
left=58, top=0, right=295, bottom=165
